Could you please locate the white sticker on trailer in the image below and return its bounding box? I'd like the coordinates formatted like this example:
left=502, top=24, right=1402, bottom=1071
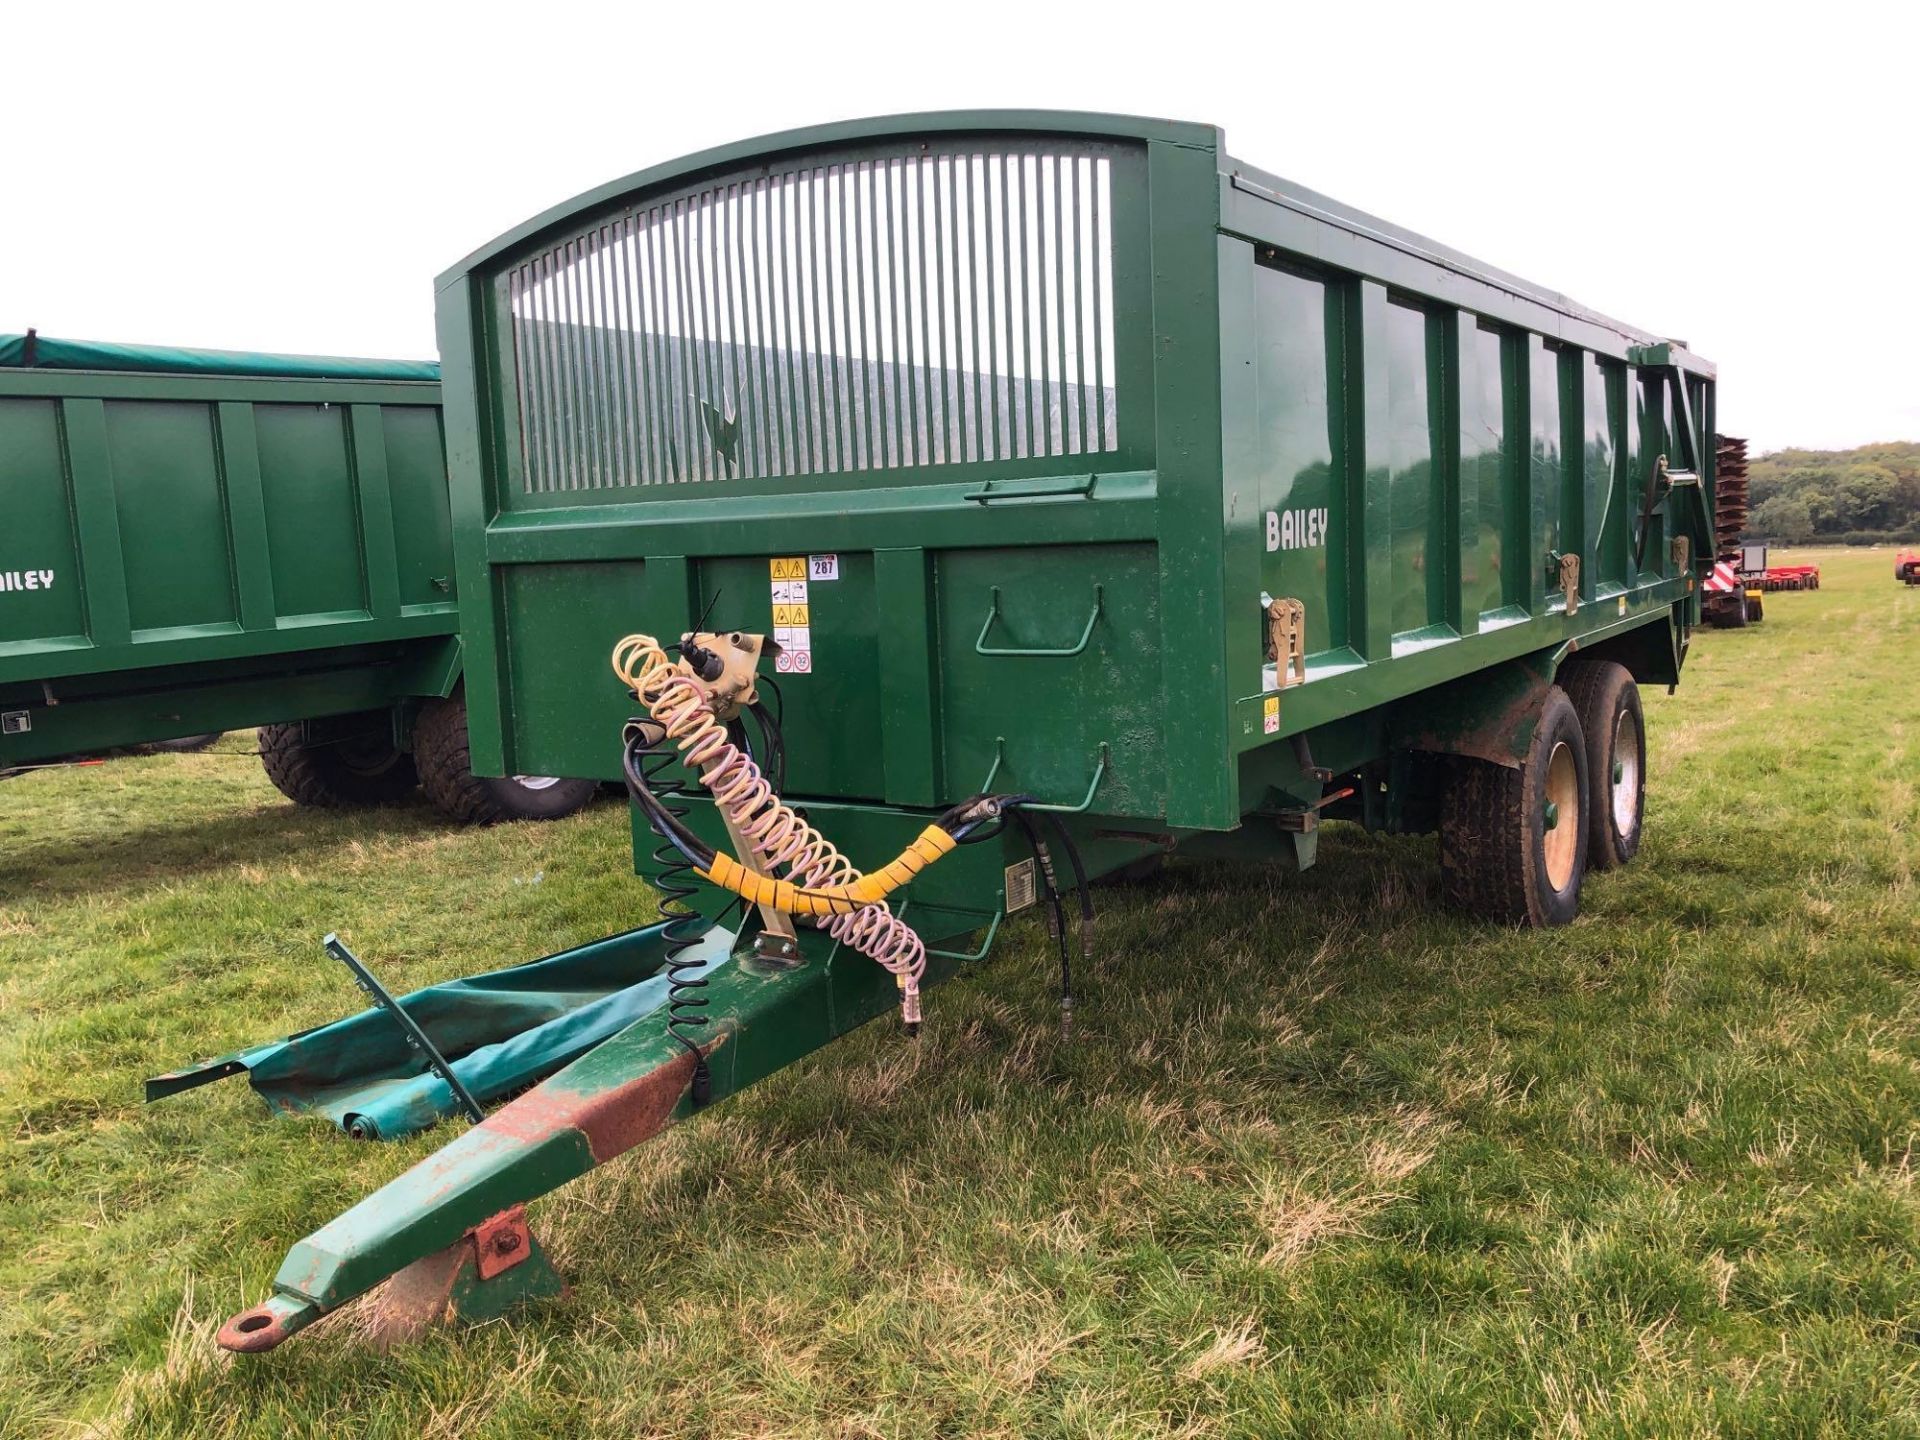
left=809, top=554, right=840, bottom=581
left=772, top=560, right=816, bottom=675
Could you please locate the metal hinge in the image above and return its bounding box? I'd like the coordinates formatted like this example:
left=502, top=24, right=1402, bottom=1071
left=1261, top=593, right=1306, bottom=688
left=1548, top=553, right=1580, bottom=615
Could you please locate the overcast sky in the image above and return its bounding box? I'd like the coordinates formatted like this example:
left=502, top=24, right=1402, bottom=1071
left=9, top=3, right=1911, bottom=453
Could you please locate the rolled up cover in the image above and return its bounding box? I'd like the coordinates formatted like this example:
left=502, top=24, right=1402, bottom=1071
left=0, top=331, right=438, bottom=382
left=147, top=923, right=723, bottom=1140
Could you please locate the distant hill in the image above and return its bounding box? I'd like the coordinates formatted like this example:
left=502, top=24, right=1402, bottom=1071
left=1747, top=441, right=1920, bottom=544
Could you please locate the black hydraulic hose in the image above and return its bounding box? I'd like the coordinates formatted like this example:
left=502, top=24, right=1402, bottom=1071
left=1009, top=808, right=1075, bottom=1032
left=746, top=699, right=786, bottom=793
left=1045, top=814, right=1095, bottom=935
left=621, top=728, right=717, bottom=871
left=1045, top=816, right=1096, bottom=1040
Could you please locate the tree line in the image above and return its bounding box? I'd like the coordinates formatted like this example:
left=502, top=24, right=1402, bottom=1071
left=1747, top=441, right=1920, bottom=544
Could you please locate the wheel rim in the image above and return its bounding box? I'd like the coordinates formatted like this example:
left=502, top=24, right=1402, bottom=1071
left=338, top=738, right=400, bottom=778
left=511, top=775, right=562, bottom=791
left=1542, top=740, right=1580, bottom=892
left=1610, top=708, right=1641, bottom=837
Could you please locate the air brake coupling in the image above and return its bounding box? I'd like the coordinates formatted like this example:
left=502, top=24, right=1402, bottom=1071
left=677, top=630, right=767, bottom=721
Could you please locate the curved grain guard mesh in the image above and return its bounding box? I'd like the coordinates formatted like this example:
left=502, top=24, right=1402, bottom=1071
left=506, top=145, right=1119, bottom=492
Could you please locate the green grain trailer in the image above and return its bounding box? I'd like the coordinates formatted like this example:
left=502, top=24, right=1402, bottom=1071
left=0, top=333, right=594, bottom=821
left=182, top=112, right=1718, bottom=1350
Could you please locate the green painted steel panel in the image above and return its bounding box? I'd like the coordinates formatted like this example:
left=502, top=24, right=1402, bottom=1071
left=103, top=400, right=240, bottom=634
left=706, top=554, right=887, bottom=801
left=0, top=399, right=87, bottom=651
left=1249, top=259, right=1341, bottom=659
left=497, top=561, right=653, bottom=781
left=437, top=111, right=1716, bottom=839
left=1461, top=322, right=1508, bottom=621
left=1384, top=298, right=1439, bottom=640
left=385, top=407, right=457, bottom=610
left=0, top=348, right=455, bottom=766
left=935, top=542, right=1163, bottom=813
left=255, top=404, right=369, bottom=621
left=1586, top=357, right=1626, bottom=592
left=1530, top=338, right=1563, bottom=605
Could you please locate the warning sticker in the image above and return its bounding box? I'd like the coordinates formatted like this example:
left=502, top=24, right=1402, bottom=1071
left=1262, top=695, right=1281, bottom=736
left=770, top=560, right=814, bottom=674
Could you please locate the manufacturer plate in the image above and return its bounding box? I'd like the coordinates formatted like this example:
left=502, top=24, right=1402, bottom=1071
left=1004, top=858, right=1037, bottom=914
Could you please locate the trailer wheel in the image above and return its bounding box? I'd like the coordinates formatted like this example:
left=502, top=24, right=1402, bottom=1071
left=413, top=689, right=597, bottom=825
left=259, top=718, right=418, bottom=808
left=1560, top=660, right=1643, bottom=870
left=1440, top=686, right=1589, bottom=926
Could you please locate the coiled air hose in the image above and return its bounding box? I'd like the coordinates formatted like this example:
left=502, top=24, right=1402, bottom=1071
left=615, top=633, right=967, bottom=1025
left=614, top=630, right=1098, bottom=1040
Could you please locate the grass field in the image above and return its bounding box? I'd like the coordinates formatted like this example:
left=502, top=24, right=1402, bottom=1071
left=1, top=547, right=1915, bottom=1438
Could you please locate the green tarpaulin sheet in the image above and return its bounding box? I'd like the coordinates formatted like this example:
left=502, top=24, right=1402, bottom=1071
left=147, top=923, right=726, bottom=1140
left=0, top=331, right=438, bottom=382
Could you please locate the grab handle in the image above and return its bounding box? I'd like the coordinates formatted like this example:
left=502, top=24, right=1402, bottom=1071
left=963, top=474, right=1098, bottom=505
left=975, top=584, right=1103, bottom=658
left=978, top=739, right=1110, bottom=814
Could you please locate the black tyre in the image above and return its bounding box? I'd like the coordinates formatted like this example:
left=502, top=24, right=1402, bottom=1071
left=413, top=689, right=597, bottom=824
left=1745, top=595, right=1764, bottom=623
left=1440, top=685, right=1589, bottom=926
left=143, top=732, right=224, bottom=754
left=1559, top=659, right=1644, bottom=871
left=259, top=717, right=418, bottom=808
